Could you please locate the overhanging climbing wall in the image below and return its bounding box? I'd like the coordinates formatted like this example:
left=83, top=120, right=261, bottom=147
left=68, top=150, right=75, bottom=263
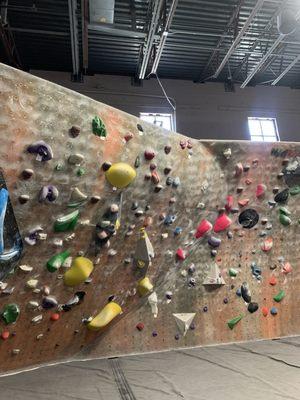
left=0, top=63, right=300, bottom=375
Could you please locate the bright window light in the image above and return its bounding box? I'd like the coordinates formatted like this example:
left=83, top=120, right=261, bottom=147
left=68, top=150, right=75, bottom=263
left=140, top=113, right=173, bottom=131
left=248, top=117, right=279, bottom=142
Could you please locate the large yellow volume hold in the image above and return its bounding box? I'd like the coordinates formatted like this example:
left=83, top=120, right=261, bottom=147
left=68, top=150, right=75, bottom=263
left=105, top=162, right=136, bottom=188
left=138, top=276, right=153, bottom=296
left=64, top=256, right=94, bottom=286
left=87, top=302, right=122, bottom=331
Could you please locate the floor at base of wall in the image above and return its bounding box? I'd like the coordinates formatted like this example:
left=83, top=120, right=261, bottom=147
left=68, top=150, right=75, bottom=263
left=0, top=336, right=299, bottom=400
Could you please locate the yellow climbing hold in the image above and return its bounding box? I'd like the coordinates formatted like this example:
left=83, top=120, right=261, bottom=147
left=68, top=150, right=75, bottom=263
left=138, top=276, right=153, bottom=296
left=64, top=256, right=94, bottom=286
left=87, top=302, right=122, bottom=331
left=105, top=162, right=136, bottom=188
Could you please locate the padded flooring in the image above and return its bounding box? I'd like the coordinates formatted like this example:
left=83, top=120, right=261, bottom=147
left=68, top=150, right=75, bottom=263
left=1, top=337, right=300, bottom=400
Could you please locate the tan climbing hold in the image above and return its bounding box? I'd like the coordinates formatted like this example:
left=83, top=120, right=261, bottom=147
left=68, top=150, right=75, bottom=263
left=87, top=302, right=122, bottom=331
left=64, top=257, right=94, bottom=286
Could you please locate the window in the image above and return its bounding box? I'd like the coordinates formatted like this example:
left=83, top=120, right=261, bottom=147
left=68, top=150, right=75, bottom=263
left=140, top=113, right=173, bottom=131
left=248, top=117, right=279, bottom=142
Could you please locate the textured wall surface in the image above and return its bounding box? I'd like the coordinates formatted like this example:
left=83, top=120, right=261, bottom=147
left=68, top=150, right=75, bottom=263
left=0, top=63, right=300, bottom=375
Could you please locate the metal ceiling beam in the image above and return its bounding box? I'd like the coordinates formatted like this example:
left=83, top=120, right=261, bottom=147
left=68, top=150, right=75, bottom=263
left=9, top=27, right=68, bottom=36
left=81, top=0, right=88, bottom=73
left=150, top=0, right=179, bottom=75
left=213, top=0, right=265, bottom=79
left=68, top=0, right=80, bottom=80
left=271, top=54, right=300, bottom=85
left=138, top=0, right=164, bottom=80
left=88, top=23, right=158, bottom=39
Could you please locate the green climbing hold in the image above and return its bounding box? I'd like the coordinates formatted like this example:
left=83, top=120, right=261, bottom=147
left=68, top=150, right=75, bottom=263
left=228, top=314, right=243, bottom=330
left=279, top=213, right=291, bottom=226
left=229, top=268, right=238, bottom=277
left=2, top=304, right=20, bottom=324
left=46, top=250, right=71, bottom=272
left=134, top=155, right=140, bottom=168
left=55, top=163, right=63, bottom=171
left=273, top=289, right=285, bottom=302
left=290, top=185, right=300, bottom=195
left=279, top=207, right=291, bottom=216
left=76, top=167, right=85, bottom=177
left=54, top=210, right=79, bottom=232
left=92, top=116, right=107, bottom=137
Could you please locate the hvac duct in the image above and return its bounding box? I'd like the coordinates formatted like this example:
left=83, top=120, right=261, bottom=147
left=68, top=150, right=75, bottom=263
left=89, top=0, right=115, bottom=24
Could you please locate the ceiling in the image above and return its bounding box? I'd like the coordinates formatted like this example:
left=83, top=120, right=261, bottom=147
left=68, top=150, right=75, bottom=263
left=1, top=0, right=300, bottom=87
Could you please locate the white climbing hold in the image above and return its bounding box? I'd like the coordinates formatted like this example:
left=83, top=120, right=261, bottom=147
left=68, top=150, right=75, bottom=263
left=26, top=279, right=38, bottom=289
left=173, top=313, right=196, bottom=336
left=148, top=292, right=158, bottom=318
left=19, top=264, right=33, bottom=272
left=27, top=301, right=39, bottom=309
left=31, top=315, right=43, bottom=324
left=203, top=263, right=226, bottom=286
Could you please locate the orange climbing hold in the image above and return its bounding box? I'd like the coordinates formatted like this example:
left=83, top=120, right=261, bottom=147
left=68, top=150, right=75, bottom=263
left=50, top=313, right=60, bottom=321
left=262, top=307, right=269, bottom=317
left=269, top=276, right=277, bottom=286
left=1, top=331, right=10, bottom=340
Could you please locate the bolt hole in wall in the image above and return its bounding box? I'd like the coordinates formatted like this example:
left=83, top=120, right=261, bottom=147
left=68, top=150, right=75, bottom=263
left=248, top=117, right=280, bottom=142
left=140, top=113, right=174, bottom=131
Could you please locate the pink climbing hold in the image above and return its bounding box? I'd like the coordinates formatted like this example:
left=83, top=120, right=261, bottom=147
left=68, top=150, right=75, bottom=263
left=195, top=219, right=212, bottom=239
left=235, top=163, right=243, bottom=176
left=136, top=323, right=144, bottom=331
left=238, top=198, right=249, bottom=207
left=282, top=262, right=292, bottom=274
left=256, top=183, right=266, bottom=198
left=225, top=195, right=233, bottom=212
left=261, top=237, right=273, bottom=252
left=213, top=213, right=232, bottom=233
left=269, top=276, right=277, bottom=286
left=176, top=248, right=186, bottom=261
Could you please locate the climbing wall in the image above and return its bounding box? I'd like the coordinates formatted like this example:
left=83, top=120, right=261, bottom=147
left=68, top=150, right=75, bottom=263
left=1, top=63, right=300, bottom=375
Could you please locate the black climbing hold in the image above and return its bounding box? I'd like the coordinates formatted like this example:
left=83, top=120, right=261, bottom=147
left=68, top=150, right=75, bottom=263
left=69, top=126, right=80, bottom=138
left=137, top=123, right=143, bottom=132
left=248, top=302, right=259, bottom=313
left=274, top=188, right=289, bottom=203
left=238, top=209, right=259, bottom=229
left=241, top=282, right=251, bottom=303
left=102, top=162, right=111, bottom=171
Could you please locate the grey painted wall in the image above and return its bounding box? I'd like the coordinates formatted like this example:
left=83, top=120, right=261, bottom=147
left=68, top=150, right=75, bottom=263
left=32, top=70, right=300, bottom=142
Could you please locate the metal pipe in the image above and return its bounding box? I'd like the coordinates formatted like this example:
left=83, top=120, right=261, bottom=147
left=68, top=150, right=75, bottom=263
left=139, top=0, right=164, bottom=79
left=68, top=0, right=80, bottom=77
left=213, top=0, right=265, bottom=78
left=271, top=54, right=300, bottom=85
left=151, top=0, right=179, bottom=74
left=81, top=0, right=88, bottom=73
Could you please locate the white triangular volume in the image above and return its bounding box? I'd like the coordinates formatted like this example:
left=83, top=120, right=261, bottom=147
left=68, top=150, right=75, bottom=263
left=173, top=313, right=196, bottom=336
left=203, top=263, right=226, bottom=286
left=148, top=292, right=158, bottom=318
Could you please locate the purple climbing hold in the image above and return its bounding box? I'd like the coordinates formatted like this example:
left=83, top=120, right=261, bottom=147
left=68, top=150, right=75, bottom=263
left=208, top=236, right=221, bottom=248
left=175, top=333, right=180, bottom=340
left=203, top=306, right=208, bottom=312
left=39, top=185, right=59, bottom=202
left=27, top=141, right=53, bottom=161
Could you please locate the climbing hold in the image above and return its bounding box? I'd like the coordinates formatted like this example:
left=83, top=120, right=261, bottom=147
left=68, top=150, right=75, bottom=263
left=68, top=187, right=88, bottom=207
left=261, top=237, right=273, bottom=252
left=248, top=302, right=259, bottom=313
left=256, top=183, right=266, bottom=198
left=164, top=166, right=172, bottom=175
left=1, top=331, right=10, bottom=340
left=151, top=170, right=160, bottom=184
left=105, top=162, right=136, bottom=188
left=27, top=141, right=53, bottom=161
left=262, top=307, right=269, bottom=317
left=42, top=296, right=58, bottom=309
left=274, top=188, right=289, bottom=203
left=223, top=148, right=231, bottom=159
left=69, top=125, right=80, bottom=138
left=273, top=289, right=285, bottom=302
left=208, top=236, right=221, bottom=248
left=227, top=314, right=243, bottom=330
left=173, top=227, right=182, bottom=236
left=251, top=262, right=262, bottom=280
left=195, top=219, right=212, bottom=238
left=144, top=149, right=155, bottom=160
left=269, top=276, right=277, bottom=286
left=133, top=228, right=154, bottom=269
left=270, top=307, right=278, bottom=315
left=279, top=207, right=291, bottom=216
left=241, top=282, right=251, bottom=303
left=229, top=268, right=238, bottom=277
left=176, top=248, right=186, bottom=261
left=18, top=264, right=33, bottom=272
left=26, top=279, right=38, bottom=289
left=235, top=163, right=243, bottom=176
left=102, top=162, right=112, bottom=171
left=64, top=257, right=94, bottom=286
left=1, top=304, right=20, bottom=324
left=213, top=213, right=232, bottom=233
left=92, top=116, right=107, bottom=137
left=236, top=186, right=244, bottom=193
left=238, top=198, right=249, bottom=207
left=225, top=195, right=233, bottom=212
left=223, top=297, right=229, bottom=304
left=124, top=133, right=133, bottom=142
left=135, top=322, right=144, bottom=331
left=39, top=185, right=59, bottom=202
left=22, top=168, right=34, bottom=179
left=46, top=250, right=70, bottom=272
left=137, top=123, right=143, bottom=132
left=148, top=292, right=158, bottom=317
left=290, top=185, right=300, bottom=195
left=87, top=302, right=122, bottom=331
left=279, top=213, right=291, bottom=226
left=173, top=313, right=196, bottom=336
left=172, top=177, right=181, bottom=188
left=164, top=145, right=171, bottom=154
left=60, top=291, right=85, bottom=311
left=238, top=209, right=259, bottom=229
left=282, top=262, right=292, bottom=274
left=50, top=313, right=60, bottom=321
left=138, top=277, right=153, bottom=296
left=68, top=153, right=84, bottom=165
left=54, top=209, right=79, bottom=232
left=203, top=263, right=225, bottom=286
left=19, top=195, right=30, bottom=204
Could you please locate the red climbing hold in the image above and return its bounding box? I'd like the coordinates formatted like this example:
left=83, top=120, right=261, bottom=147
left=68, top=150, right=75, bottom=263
left=50, top=313, right=60, bottom=321
left=269, top=276, right=277, bottom=286
left=262, top=307, right=269, bottom=317
left=225, top=195, right=233, bottom=212
left=256, top=183, right=266, bottom=198
left=136, top=323, right=144, bottom=331
left=282, top=262, right=292, bottom=274
left=144, top=149, right=155, bottom=160
left=1, top=331, right=10, bottom=340
left=195, top=219, right=212, bottom=238
left=124, top=133, right=133, bottom=142
left=176, top=248, right=186, bottom=261
left=213, top=213, right=232, bottom=233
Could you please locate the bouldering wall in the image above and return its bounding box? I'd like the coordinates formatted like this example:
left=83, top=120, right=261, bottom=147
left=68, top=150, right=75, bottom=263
left=1, top=63, right=300, bottom=375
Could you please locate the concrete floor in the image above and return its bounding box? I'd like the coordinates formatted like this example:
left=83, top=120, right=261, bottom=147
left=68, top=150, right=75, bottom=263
left=1, top=337, right=300, bottom=400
